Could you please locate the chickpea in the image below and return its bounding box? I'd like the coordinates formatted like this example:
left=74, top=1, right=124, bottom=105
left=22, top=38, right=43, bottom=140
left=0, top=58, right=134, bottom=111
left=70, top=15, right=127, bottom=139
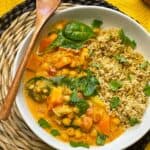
left=82, top=116, right=93, bottom=132
left=61, top=133, right=69, bottom=141
left=62, top=118, right=71, bottom=126
left=64, top=87, right=71, bottom=95
left=67, top=113, right=74, bottom=119
left=90, top=128, right=97, bottom=137
left=36, top=88, right=41, bottom=93
left=66, top=128, right=75, bottom=136
left=69, top=71, right=77, bottom=77
left=63, top=95, right=70, bottom=102
left=43, top=89, right=48, bottom=94
left=93, top=28, right=100, bottom=33
left=29, top=84, right=34, bottom=90
left=41, top=63, right=49, bottom=71
left=73, top=117, right=82, bottom=127
left=75, top=130, right=82, bottom=139
left=73, top=107, right=79, bottom=113
left=112, top=118, right=120, bottom=125
left=36, top=71, right=48, bottom=77
left=62, top=68, right=69, bottom=75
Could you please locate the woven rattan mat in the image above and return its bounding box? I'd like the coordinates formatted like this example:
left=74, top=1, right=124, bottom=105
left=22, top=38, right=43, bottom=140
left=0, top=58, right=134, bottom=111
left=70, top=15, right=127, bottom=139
left=0, top=1, right=149, bottom=150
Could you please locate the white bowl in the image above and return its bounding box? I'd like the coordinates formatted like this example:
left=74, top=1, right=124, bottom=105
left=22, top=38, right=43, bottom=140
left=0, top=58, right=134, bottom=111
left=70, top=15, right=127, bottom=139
left=13, top=6, right=150, bottom=150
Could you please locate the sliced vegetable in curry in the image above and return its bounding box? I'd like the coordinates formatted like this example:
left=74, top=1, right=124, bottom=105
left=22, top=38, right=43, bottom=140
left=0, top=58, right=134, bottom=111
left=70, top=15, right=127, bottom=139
left=23, top=19, right=149, bottom=148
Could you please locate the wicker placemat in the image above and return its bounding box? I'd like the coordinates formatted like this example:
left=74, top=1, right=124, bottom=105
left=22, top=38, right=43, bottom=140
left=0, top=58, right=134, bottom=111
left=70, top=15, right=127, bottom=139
left=0, top=1, right=149, bottom=150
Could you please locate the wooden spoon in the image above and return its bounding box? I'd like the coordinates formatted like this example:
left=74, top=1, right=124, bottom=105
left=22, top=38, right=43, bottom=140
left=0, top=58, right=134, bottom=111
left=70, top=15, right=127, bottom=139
left=0, top=0, right=61, bottom=120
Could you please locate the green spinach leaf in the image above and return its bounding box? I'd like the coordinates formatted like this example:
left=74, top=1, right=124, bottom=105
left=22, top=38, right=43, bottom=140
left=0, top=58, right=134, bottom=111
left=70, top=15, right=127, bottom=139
left=129, top=118, right=140, bottom=126
left=50, top=129, right=60, bottom=136
left=115, top=54, right=128, bottom=63
left=70, top=90, right=80, bottom=104
left=139, top=61, right=149, bottom=70
left=110, top=96, right=121, bottom=109
left=70, top=141, right=89, bottom=148
left=92, top=19, right=103, bottom=28
left=63, top=21, right=94, bottom=41
left=119, top=29, right=136, bottom=49
left=76, top=100, right=89, bottom=115
left=144, top=84, right=150, bottom=96
left=96, top=133, right=107, bottom=145
left=48, top=31, right=84, bottom=50
left=70, top=91, right=89, bottom=115
left=38, top=118, right=51, bottom=128
left=109, top=80, right=122, bottom=91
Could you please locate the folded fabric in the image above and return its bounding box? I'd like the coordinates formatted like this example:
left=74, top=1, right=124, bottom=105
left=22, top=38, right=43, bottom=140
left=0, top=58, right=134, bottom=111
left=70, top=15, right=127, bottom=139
left=107, top=0, right=150, bottom=32
left=0, top=0, right=23, bottom=16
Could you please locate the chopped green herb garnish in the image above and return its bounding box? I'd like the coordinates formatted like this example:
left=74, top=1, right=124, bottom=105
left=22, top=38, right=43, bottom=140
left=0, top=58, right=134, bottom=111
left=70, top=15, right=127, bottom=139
left=92, top=19, right=103, bottom=28
left=90, top=62, right=102, bottom=68
left=70, top=141, right=89, bottom=148
left=70, top=90, right=80, bottom=104
left=80, top=71, right=99, bottom=96
left=109, top=80, right=122, bottom=91
left=70, top=91, right=89, bottom=115
left=76, top=100, right=89, bottom=115
left=129, top=118, right=140, bottom=126
left=88, top=49, right=94, bottom=56
left=38, top=118, right=51, bottom=128
left=51, top=70, right=99, bottom=97
left=50, top=129, right=60, bottom=136
left=139, top=61, right=149, bottom=70
left=96, top=133, right=107, bottom=145
left=110, top=96, right=121, bottom=109
left=119, top=29, right=136, bottom=49
left=127, top=74, right=132, bottom=82
left=144, top=84, right=150, bottom=96
left=115, top=54, right=128, bottom=63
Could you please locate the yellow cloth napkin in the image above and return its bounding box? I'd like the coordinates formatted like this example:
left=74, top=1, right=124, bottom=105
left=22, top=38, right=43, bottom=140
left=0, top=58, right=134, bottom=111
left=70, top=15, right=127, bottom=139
left=106, top=0, right=150, bottom=32
left=0, top=0, right=150, bottom=32
left=0, top=0, right=23, bottom=16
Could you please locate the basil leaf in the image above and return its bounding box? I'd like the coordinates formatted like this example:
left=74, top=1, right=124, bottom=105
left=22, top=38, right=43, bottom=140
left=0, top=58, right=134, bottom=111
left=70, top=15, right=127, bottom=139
left=92, top=19, right=103, bottom=28
left=144, top=84, right=150, bottom=96
left=96, top=133, right=107, bottom=145
left=139, top=61, right=149, bottom=70
left=50, top=129, right=60, bottom=136
left=129, top=118, right=140, bottom=126
left=110, top=96, right=121, bottom=109
left=70, top=141, right=89, bottom=148
left=109, top=80, right=122, bottom=91
left=119, top=29, right=136, bottom=49
left=49, top=31, right=83, bottom=50
left=38, top=118, right=51, bottom=128
left=115, top=54, right=128, bottom=63
left=63, top=21, right=94, bottom=42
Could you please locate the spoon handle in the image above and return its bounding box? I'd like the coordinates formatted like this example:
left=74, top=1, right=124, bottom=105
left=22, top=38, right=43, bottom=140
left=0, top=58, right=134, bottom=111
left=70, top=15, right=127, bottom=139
left=0, top=0, right=61, bottom=120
